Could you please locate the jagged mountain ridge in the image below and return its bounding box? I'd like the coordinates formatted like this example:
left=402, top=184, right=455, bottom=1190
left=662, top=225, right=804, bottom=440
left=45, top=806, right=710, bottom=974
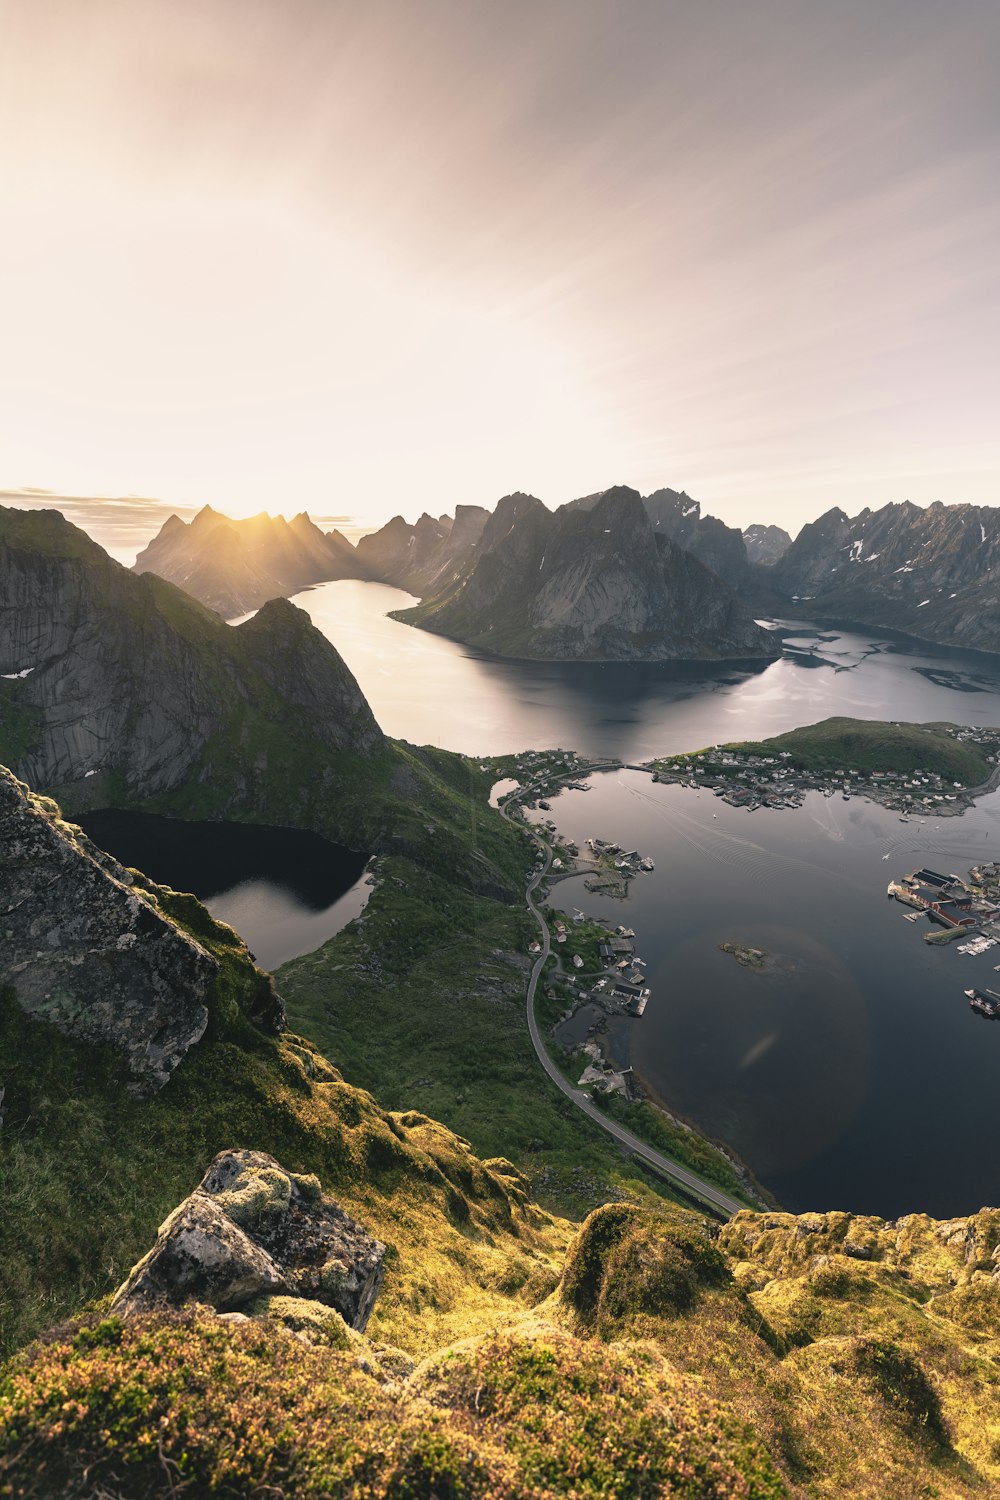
left=743, top=522, right=792, bottom=565
left=769, top=499, right=1000, bottom=650
left=394, top=486, right=778, bottom=661
left=0, top=507, right=381, bottom=805
left=134, top=504, right=369, bottom=619
left=354, top=503, right=490, bottom=595
left=0, top=506, right=534, bottom=897
left=640, top=487, right=750, bottom=586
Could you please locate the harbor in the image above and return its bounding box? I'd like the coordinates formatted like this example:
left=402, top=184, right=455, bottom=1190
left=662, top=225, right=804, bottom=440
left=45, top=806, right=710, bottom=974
left=887, top=862, right=1000, bottom=1020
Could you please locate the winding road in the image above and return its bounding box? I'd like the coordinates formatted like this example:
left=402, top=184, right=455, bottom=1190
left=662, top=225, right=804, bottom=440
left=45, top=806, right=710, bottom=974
left=501, top=789, right=748, bottom=1219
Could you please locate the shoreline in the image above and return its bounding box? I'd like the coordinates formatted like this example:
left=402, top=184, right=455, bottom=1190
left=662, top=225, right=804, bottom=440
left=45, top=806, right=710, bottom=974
left=628, top=1064, right=774, bottom=1210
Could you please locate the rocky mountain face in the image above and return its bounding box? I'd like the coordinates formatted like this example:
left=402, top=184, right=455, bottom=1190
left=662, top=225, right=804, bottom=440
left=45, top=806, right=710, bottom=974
left=640, top=487, right=750, bottom=586
left=0, top=766, right=222, bottom=1088
left=134, top=505, right=368, bottom=619
left=354, top=503, right=490, bottom=594
left=395, top=486, right=778, bottom=661
left=0, top=506, right=382, bottom=805
left=0, top=765, right=285, bottom=1094
left=743, top=522, right=791, bottom=565
left=768, top=500, right=1000, bottom=651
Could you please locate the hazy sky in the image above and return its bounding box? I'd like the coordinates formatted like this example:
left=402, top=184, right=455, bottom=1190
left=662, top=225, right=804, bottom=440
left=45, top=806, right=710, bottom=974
left=2, top=0, right=998, bottom=533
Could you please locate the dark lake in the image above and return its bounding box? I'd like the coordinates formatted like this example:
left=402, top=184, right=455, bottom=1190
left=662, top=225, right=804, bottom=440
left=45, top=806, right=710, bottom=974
left=271, top=579, right=1000, bottom=1218
left=78, top=810, right=370, bottom=971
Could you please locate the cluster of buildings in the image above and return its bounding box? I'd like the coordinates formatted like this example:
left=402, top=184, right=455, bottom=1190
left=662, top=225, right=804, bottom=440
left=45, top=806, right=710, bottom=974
left=651, top=728, right=1000, bottom=816
left=888, top=864, right=1000, bottom=1021
left=886, top=867, right=995, bottom=930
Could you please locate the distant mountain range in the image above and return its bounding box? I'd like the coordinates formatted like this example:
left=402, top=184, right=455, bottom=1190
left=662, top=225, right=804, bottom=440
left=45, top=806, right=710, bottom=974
left=765, top=500, right=1000, bottom=652
left=128, top=487, right=1000, bottom=659
left=393, top=486, right=777, bottom=661
left=134, top=504, right=368, bottom=619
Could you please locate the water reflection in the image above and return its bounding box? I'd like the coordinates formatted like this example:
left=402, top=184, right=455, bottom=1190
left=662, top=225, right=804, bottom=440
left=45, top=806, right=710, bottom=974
left=78, top=810, right=370, bottom=971
left=286, top=581, right=1000, bottom=760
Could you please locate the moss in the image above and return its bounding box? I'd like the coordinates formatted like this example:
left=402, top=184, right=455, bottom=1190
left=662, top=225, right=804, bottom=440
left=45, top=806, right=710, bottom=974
left=850, top=1337, right=949, bottom=1445
left=214, top=1166, right=293, bottom=1231
left=560, top=1204, right=730, bottom=1335
left=0, top=1311, right=788, bottom=1498
left=251, top=1295, right=357, bottom=1349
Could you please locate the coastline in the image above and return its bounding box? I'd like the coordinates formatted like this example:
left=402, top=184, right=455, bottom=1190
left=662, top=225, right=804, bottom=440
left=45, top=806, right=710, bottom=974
left=629, top=1064, right=775, bottom=1211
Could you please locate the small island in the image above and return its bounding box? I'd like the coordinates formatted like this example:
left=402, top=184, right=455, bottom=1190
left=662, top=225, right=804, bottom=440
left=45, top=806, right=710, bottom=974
left=719, top=941, right=769, bottom=969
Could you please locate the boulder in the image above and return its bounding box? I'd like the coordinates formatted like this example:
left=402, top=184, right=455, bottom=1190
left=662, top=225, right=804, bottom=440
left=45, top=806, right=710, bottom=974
left=112, top=1150, right=387, bottom=1331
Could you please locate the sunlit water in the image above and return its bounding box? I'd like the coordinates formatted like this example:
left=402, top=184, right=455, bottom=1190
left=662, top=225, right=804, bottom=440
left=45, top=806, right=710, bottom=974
left=282, top=580, right=1000, bottom=1217
left=78, top=810, right=370, bottom=971
left=289, top=578, right=1000, bottom=757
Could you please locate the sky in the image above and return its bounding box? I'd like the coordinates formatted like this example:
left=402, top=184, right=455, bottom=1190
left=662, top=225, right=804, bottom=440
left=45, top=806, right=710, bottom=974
left=1, top=0, right=999, bottom=540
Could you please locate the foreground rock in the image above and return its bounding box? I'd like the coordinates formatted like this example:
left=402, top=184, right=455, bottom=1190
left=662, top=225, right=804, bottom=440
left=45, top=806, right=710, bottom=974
left=112, top=1150, right=386, bottom=1331
left=0, top=766, right=218, bottom=1089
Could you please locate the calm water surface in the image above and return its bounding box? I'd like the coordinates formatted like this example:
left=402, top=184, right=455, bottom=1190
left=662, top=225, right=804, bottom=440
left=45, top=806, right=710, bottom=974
left=284, top=582, right=1000, bottom=1215
left=79, top=810, right=370, bottom=971
left=289, top=578, right=1000, bottom=757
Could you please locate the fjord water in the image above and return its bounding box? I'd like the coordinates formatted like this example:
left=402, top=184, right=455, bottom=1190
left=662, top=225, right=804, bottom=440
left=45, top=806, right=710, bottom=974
left=288, top=578, right=1000, bottom=1218
left=78, top=810, right=369, bottom=971
left=290, top=578, right=1000, bottom=758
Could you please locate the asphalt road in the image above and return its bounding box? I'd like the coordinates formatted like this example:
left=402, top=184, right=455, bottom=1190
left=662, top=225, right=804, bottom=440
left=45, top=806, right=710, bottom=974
left=501, top=790, right=747, bottom=1219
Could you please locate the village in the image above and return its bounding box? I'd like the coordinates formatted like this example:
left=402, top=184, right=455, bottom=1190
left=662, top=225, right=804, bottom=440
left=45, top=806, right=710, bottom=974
left=648, top=726, right=1000, bottom=816
left=887, top=862, right=1000, bottom=1019
left=485, top=749, right=659, bottom=1100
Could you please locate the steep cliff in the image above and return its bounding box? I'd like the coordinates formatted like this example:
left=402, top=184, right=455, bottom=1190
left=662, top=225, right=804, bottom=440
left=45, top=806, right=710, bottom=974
left=134, top=505, right=368, bottom=618
left=1, top=766, right=222, bottom=1088
left=355, top=503, right=490, bottom=594
left=396, top=487, right=777, bottom=661
left=769, top=500, right=1000, bottom=651
left=0, top=506, right=380, bottom=800
left=641, top=487, right=751, bottom=586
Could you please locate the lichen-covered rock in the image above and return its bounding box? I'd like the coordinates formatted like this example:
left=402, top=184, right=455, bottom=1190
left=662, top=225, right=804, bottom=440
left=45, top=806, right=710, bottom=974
left=0, top=766, right=217, bottom=1088
left=112, top=1150, right=386, bottom=1331
left=110, top=1197, right=288, bottom=1313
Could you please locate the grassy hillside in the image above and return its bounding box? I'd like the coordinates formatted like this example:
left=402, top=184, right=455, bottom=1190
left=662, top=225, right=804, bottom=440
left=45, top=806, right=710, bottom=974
left=726, top=717, right=995, bottom=784
left=0, top=876, right=571, bottom=1361
left=3, top=1198, right=999, bottom=1497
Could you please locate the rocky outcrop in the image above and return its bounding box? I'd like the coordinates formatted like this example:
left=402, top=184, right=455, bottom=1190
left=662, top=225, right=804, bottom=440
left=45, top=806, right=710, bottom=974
left=134, top=505, right=369, bottom=619
left=396, top=487, right=778, bottom=662
left=717, top=1205, right=1000, bottom=1289
left=112, top=1150, right=386, bottom=1331
left=0, top=765, right=218, bottom=1089
left=0, top=506, right=382, bottom=802
left=355, top=504, right=490, bottom=595
left=742, top=523, right=791, bottom=565
left=767, top=500, right=1000, bottom=652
